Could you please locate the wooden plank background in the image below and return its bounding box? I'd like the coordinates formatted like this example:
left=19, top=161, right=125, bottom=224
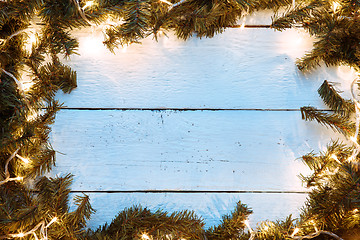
left=50, top=13, right=356, bottom=229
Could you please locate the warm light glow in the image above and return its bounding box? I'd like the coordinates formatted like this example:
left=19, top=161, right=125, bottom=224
left=15, top=176, right=23, bottom=181
left=16, top=154, right=30, bottom=164
left=26, top=110, right=39, bottom=122
left=244, top=219, right=253, bottom=233
left=28, top=33, right=36, bottom=45
left=310, top=220, right=318, bottom=232
left=347, top=156, right=355, bottom=162
left=353, top=209, right=359, bottom=214
left=141, top=233, right=150, bottom=240
left=332, top=1, right=339, bottom=12
left=45, top=217, right=58, bottom=228
left=82, top=1, right=95, bottom=10
left=350, top=136, right=358, bottom=144
left=16, top=232, right=25, bottom=238
left=22, top=80, right=34, bottom=92
left=291, top=228, right=299, bottom=237
left=159, top=0, right=173, bottom=6
left=121, top=45, right=128, bottom=53
left=240, top=17, right=246, bottom=30
left=330, top=154, right=341, bottom=164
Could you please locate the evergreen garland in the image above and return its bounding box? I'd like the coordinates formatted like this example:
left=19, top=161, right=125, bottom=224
left=1, top=0, right=360, bottom=239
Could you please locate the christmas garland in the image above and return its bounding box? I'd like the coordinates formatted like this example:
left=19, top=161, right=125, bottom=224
left=1, top=0, right=360, bottom=239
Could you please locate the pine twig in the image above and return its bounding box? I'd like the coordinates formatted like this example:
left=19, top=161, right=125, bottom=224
left=318, top=80, right=354, bottom=116
left=292, top=230, right=343, bottom=240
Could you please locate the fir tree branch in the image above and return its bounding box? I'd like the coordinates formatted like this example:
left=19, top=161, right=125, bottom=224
left=292, top=230, right=343, bottom=240
left=318, top=80, right=355, bottom=117
left=300, top=106, right=355, bottom=136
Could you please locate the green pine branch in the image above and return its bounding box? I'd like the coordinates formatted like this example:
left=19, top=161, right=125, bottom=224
left=205, top=201, right=252, bottom=240
left=318, top=80, right=355, bottom=117
left=300, top=106, right=355, bottom=137
left=87, top=205, right=205, bottom=239
left=104, top=0, right=152, bottom=51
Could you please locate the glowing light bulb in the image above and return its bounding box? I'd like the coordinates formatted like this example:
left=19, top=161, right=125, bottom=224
left=291, top=228, right=299, bottom=237
left=16, top=232, right=25, bottom=238
left=82, top=1, right=94, bottom=10
left=244, top=219, right=253, bottom=233
left=15, top=176, right=23, bottom=181
left=159, top=0, right=173, bottom=5
left=332, top=1, right=339, bottom=12
left=350, top=136, right=358, bottom=144
left=45, top=217, right=58, bottom=228
left=330, top=154, right=342, bottom=164
left=29, top=33, right=36, bottom=45
left=121, top=45, right=128, bottom=53
left=16, top=154, right=30, bottom=164
left=141, top=233, right=150, bottom=240
left=310, top=220, right=318, bottom=232
left=26, top=110, right=39, bottom=122
left=22, top=81, right=34, bottom=92
left=347, top=156, right=355, bottom=162
left=240, top=17, right=246, bottom=30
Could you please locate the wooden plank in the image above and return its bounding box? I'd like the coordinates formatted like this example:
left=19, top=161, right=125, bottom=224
left=68, top=192, right=307, bottom=229
left=58, top=28, right=356, bottom=109
left=50, top=110, right=344, bottom=191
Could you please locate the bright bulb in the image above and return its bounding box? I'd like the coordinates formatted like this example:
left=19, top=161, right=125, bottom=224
left=16, top=154, right=30, bottom=164
left=332, top=1, right=339, bottom=12
left=240, top=17, right=246, bottom=30
left=244, top=219, right=253, bottom=233
left=291, top=228, right=299, bottom=237
left=82, top=1, right=94, bottom=10
left=16, top=232, right=25, bottom=238
left=45, top=217, right=58, bottom=228
left=15, top=176, right=23, bottom=181
left=141, top=233, right=150, bottom=240
left=159, top=0, right=173, bottom=5
left=350, top=136, right=358, bottom=144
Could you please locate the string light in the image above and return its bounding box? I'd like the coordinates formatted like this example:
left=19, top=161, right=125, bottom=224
left=82, top=0, right=95, bottom=10
left=345, top=78, right=360, bottom=165
left=332, top=1, right=339, bottom=12
left=0, top=29, right=27, bottom=46
left=1, top=217, right=58, bottom=239
left=244, top=219, right=253, bottom=233
left=121, top=45, right=128, bottom=53
left=350, top=136, right=358, bottom=144
left=159, top=0, right=173, bottom=5
left=310, top=220, right=318, bottom=232
left=0, top=148, right=23, bottom=186
left=72, top=0, right=93, bottom=26
left=240, top=17, right=246, bottom=30
left=141, top=233, right=151, bottom=240
left=16, top=154, right=30, bottom=164
left=290, top=227, right=299, bottom=238
left=244, top=219, right=255, bottom=240
left=159, top=0, right=186, bottom=10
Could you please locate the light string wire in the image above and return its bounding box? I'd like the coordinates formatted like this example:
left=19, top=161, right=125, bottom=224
left=72, top=0, right=94, bottom=26
left=288, top=78, right=360, bottom=240
left=159, top=0, right=187, bottom=10
left=0, top=148, right=23, bottom=186
left=0, top=217, right=58, bottom=240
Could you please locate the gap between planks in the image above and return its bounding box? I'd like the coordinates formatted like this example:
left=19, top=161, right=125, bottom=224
left=63, top=190, right=309, bottom=194
left=57, top=108, right=332, bottom=111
